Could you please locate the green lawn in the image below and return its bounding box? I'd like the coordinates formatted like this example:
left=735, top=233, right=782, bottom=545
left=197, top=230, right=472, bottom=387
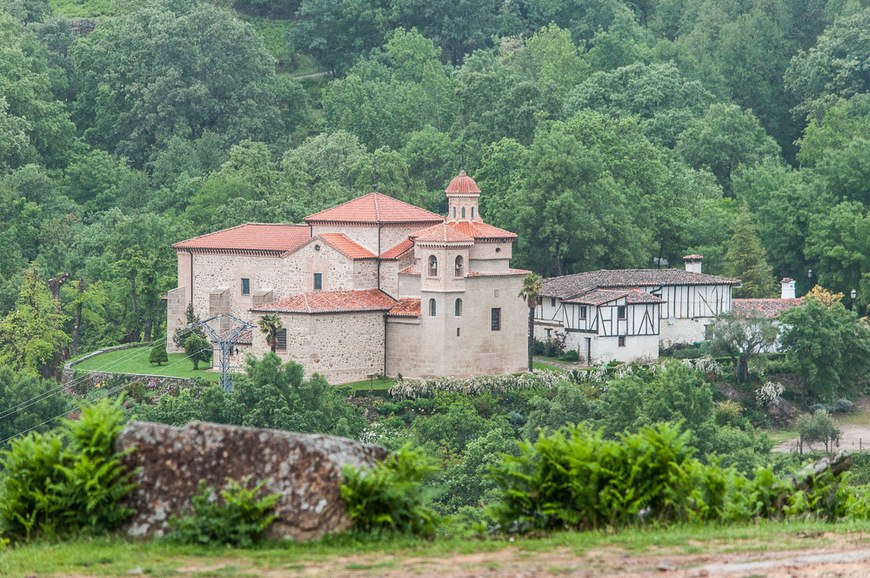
left=342, top=377, right=397, bottom=391
left=533, top=361, right=566, bottom=372
left=3, top=520, right=870, bottom=577
left=73, top=347, right=218, bottom=381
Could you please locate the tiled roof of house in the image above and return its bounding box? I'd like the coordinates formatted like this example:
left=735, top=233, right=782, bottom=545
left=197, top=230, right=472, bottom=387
left=388, top=298, right=421, bottom=317
left=304, top=193, right=444, bottom=225
left=466, top=268, right=533, bottom=277
left=411, top=223, right=474, bottom=244
left=319, top=234, right=377, bottom=260
left=447, top=220, right=517, bottom=241
left=251, top=289, right=396, bottom=314
left=380, top=238, right=415, bottom=259
left=445, top=170, right=481, bottom=195
left=542, top=269, right=740, bottom=299
left=399, top=266, right=420, bottom=275
left=172, top=223, right=310, bottom=253
left=217, top=328, right=253, bottom=344
left=564, top=288, right=663, bottom=306
left=732, top=298, right=804, bottom=318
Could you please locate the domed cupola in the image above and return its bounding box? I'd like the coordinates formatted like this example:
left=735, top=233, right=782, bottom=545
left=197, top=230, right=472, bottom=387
left=446, top=170, right=481, bottom=223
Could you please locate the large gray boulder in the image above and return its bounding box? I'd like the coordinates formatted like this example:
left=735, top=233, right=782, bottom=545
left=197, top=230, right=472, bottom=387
left=116, top=421, right=388, bottom=541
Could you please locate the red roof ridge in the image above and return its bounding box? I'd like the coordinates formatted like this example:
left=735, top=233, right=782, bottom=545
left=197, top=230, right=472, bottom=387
left=318, top=233, right=377, bottom=260
left=411, top=222, right=474, bottom=244
left=251, top=289, right=396, bottom=314
left=380, top=238, right=415, bottom=259
left=172, top=223, right=310, bottom=253
left=303, top=192, right=443, bottom=225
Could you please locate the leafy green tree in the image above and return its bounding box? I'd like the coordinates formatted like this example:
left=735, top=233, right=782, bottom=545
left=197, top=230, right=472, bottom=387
left=786, top=8, right=870, bottom=121
left=725, top=207, right=777, bottom=298
left=0, top=269, right=68, bottom=377
left=0, top=11, right=75, bottom=170
left=780, top=296, right=870, bottom=405
left=805, top=201, right=870, bottom=298
left=184, top=334, right=212, bottom=371
left=0, top=366, right=72, bottom=447
left=564, top=62, right=716, bottom=148
left=709, top=311, right=778, bottom=384
left=797, top=409, right=841, bottom=453
left=72, top=0, right=283, bottom=168
left=676, top=104, right=781, bottom=195
left=289, top=0, right=389, bottom=73
left=149, top=343, right=168, bottom=366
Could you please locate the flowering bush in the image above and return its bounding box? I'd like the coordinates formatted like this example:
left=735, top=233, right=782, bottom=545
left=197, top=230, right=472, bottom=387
left=756, top=381, right=784, bottom=407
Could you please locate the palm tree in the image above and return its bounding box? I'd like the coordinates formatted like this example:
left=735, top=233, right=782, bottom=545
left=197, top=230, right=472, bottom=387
left=519, top=273, right=542, bottom=372
left=258, top=314, right=283, bottom=353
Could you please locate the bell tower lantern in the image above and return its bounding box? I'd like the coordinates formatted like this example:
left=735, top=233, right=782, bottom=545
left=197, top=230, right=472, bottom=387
left=446, top=170, right=481, bottom=223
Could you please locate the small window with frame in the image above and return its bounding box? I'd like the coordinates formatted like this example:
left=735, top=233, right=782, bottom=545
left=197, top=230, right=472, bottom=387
left=491, top=308, right=501, bottom=331
left=276, top=329, right=287, bottom=351
left=617, top=305, right=626, bottom=320
left=579, top=305, right=587, bottom=320
left=314, top=273, right=322, bottom=290
left=241, top=278, right=251, bottom=296
left=618, top=335, right=626, bottom=347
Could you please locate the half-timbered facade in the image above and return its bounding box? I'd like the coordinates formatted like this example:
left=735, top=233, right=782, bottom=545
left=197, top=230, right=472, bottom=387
left=536, top=256, right=740, bottom=364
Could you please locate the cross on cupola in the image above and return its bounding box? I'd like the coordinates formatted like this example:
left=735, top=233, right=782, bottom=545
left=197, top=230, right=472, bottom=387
left=446, top=170, right=481, bottom=223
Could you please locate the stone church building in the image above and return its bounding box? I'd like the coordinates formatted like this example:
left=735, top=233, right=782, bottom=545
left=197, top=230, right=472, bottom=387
left=166, top=172, right=529, bottom=384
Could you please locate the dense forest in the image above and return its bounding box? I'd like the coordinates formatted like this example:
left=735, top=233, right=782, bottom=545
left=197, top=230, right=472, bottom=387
left=2, top=0, right=870, bottom=370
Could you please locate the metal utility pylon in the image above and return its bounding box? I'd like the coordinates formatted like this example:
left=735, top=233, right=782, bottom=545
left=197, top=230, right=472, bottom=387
left=190, top=314, right=254, bottom=392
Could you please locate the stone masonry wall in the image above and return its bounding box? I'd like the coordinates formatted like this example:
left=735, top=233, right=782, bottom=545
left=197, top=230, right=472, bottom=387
left=250, top=311, right=386, bottom=384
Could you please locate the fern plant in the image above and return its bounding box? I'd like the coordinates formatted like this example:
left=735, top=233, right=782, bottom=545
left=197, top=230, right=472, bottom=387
left=341, top=446, right=440, bottom=536
left=0, top=397, right=136, bottom=541
left=166, top=477, right=280, bottom=547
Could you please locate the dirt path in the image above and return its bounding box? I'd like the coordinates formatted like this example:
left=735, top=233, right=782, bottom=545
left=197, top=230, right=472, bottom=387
left=774, top=422, right=870, bottom=453
left=164, top=533, right=870, bottom=577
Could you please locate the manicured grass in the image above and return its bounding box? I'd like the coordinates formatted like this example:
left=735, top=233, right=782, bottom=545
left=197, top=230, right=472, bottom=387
left=4, top=520, right=870, bottom=577
left=533, top=361, right=566, bottom=372
left=343, top=377, right=397, bottom=391
left=74, top=347, right=218, bottom=381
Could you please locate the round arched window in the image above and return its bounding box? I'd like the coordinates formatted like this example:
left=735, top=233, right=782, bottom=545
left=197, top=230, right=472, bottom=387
left=454, top=255, right=464, bottom=277
left=428, top=255, right=438, bottom=277
left=429, top=298, right=437, bottom=317
left=455, top=298, right=463, bottom=317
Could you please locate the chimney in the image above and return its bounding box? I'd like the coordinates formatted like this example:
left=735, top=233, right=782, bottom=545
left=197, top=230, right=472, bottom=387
left=780, top=277, right=796, bottom=300
left=683, top=254, right=703, bottom=274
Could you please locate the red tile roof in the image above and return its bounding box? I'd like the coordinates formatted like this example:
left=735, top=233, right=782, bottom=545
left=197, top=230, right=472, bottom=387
left=732, top=298, right=804, bottom=318
left=172, top=223, right=310, bottom=253
left=410, top=223, right=474, bottom=244
left=446, top=170, right=481, bottom=195
left=380, top=238, right=414, bottom=259
left=251, top=289, right=396, bottom=314
left=447, top=221, right=517, bottom=241
left=304, top=193, right=444, bottom=225
left=388, top=298, right=421, bottom=317
left=319, top=234, right=377, bottom=260
left=399, top=266, right=420, bottom=275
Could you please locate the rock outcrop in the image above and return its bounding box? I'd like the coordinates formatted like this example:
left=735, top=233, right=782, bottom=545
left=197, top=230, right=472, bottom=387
left=116, top=421, right=388, bottom=541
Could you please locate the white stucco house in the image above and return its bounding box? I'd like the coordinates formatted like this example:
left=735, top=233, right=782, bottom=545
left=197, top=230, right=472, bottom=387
left=166, top=171, right=530, bottom=384
left=534, top=256, right=741, bottom=364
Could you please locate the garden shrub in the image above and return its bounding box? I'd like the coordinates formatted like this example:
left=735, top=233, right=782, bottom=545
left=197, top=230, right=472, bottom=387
left=490, top=422, right=861, bottom=533
left=0, top=397, right=136, bottom=541
left=341, top=446, right=440, bottom=536
left=559, top=350, right=580, bottom=362
left=166, top=477, right=280, bottom=546
left=149, top=344, right=168, bottom=366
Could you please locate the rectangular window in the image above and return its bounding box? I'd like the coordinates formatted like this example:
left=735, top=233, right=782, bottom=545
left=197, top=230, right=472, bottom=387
left=491, top=308, right=501, bottom=331
left=313, top=273, right=322, bottom=290
left=617, top=305, right=626, bottom=320
left=551, top=298, right=556, bottom=307
left=618, top=335, right=626, bottom=347
left=579, top=305, right=587, bottom=320
left=276, top=329, right=287, bottom=351
left=241, top=278, right=250, bottom=295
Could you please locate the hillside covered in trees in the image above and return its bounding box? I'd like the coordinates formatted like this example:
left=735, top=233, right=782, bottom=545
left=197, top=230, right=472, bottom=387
left=2, top=0, right=870, bottom=370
